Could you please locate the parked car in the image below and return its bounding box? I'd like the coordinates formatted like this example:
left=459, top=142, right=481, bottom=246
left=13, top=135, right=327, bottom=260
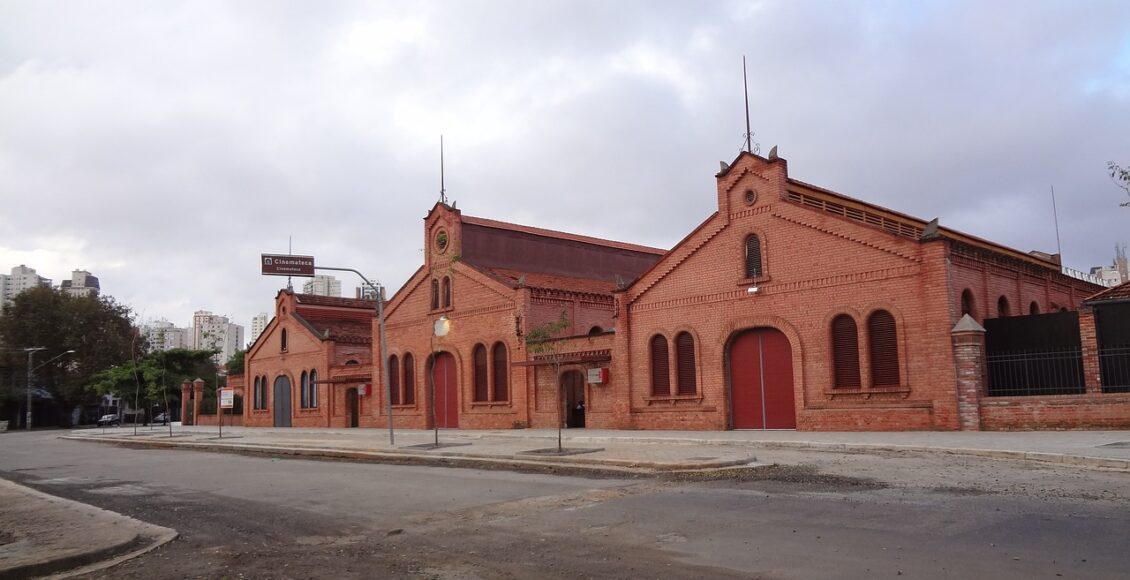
left=153, top=413, right=169, bottom=425
left=97, top=414, right=120, bottom=427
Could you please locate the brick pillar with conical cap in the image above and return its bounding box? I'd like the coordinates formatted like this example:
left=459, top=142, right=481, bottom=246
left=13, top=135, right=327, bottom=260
left=951, top=314, right=987, bottom=431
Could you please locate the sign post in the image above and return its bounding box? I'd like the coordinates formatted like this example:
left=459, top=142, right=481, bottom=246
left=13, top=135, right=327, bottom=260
left=219, top=388, right=234, bottom=438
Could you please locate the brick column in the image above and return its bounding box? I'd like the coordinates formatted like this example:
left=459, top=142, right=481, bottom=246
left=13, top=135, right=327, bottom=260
left=951, top=315, right=987, bottom=431
left=180, top=380, right=193, bottom=425
left=1079, top=306, right=1102, bottom=394
left=192, top=378, right=205, bottom=424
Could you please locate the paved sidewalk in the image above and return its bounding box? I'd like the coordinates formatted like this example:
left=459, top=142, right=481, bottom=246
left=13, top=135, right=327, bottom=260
left=62, top=424, right=1130, bottom=472
left=0, top=478, right=176, bottom=579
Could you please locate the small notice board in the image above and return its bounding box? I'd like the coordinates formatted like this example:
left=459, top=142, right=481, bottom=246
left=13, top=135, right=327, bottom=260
left=220, top=388, right=235, bottom=409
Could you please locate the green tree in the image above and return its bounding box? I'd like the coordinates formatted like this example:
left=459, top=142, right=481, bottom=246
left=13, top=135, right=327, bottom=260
left=0, top=286, right=141, bottom=426
left=89, top=348, right=218, bottom=414
left=1108, top=162, right=1130, bottom=207
left=524, top=309, right=570, bottom=453
left=225, top=349, right=245, bottom=375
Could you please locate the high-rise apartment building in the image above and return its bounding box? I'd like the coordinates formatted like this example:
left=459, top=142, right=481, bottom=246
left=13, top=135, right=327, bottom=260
left=250, top=312, right=269, bottom=343
left=60, top=269, right=100, bottom=297
left=303, top=275, right=341, bottom=297
left=0, top=265, right=52, bottom=311
left=192, top=310, right=245, bottom=365
left=355, top=280, right=380, bottom=300
left=142, top=319, right=191, bottom=351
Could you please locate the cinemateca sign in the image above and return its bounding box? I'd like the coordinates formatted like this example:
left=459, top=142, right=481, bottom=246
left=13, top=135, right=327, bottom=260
left=261, top=254, right=315, bottom=277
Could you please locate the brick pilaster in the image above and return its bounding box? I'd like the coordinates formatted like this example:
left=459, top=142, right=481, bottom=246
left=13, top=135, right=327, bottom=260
left=180, top=380, right=193, bottom=425
left=1079, top=306, right=1102, bottom=394
left=951, top=315, right=987, bottom=431
left=192, top=378, right=205, bottom=424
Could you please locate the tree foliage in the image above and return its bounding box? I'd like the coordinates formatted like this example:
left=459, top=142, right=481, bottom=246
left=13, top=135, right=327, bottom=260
left=225, top=349, right=245, bottom=375
left=1108, top=161, right=1130, bottom=207
left=89, top=348, right=218, bottom=400
left=0, top=286, right=141, bottom=420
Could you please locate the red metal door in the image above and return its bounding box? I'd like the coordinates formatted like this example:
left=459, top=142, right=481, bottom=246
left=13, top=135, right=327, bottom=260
left=432, top=352, right=459, bottom=428
left=729, top=328, right=796, bottom=429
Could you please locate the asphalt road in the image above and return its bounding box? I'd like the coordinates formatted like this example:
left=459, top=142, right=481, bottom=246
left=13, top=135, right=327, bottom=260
left=1, top=430, right=1128, bottom=579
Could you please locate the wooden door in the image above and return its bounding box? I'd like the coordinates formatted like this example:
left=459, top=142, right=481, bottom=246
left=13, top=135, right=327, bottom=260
left=432, top=352, right=459, bottom=428
left=273, top=376, right=292, bottom=427
left=345, top=388, right=359, bottom=428
left=730, top=328, right=796, bottom=429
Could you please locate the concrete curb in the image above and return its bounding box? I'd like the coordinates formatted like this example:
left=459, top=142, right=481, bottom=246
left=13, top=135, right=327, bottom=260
left=59, top=435, right=756, bottom=474
left=0, top=478, right=178, bottom=579
left=60, top=432, right=1130, bottom=472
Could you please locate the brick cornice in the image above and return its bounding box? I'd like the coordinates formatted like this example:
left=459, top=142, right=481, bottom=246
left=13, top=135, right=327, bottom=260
left=630, top=264, right=920, bottom=313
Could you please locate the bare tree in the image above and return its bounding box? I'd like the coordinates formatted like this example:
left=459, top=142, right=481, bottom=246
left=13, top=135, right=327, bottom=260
left=524, top=309, right=570, bottom=453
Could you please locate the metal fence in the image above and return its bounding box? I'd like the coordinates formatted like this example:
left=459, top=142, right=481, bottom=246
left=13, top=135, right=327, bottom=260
left=986, top=348, right=1085, bottom=397
left=1100, top=345, right=1130, bottom=394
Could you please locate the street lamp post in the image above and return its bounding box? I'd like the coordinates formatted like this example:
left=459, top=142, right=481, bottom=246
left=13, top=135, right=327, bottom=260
left=432, top=316, right=451, bottom=446
left=25, top=348, right=75, bottom=430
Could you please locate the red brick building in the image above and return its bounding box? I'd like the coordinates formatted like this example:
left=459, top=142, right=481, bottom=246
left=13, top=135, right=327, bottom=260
left=243, top=290, right=376, bottom=428
left=245, top=151, right=1127, bottom=430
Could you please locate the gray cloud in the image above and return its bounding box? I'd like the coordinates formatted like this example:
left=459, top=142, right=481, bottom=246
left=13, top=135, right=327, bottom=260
left=2, top=0, right=1127, bottom=330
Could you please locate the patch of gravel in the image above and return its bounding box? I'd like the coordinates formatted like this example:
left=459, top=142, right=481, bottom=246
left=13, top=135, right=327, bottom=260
left=661, top=463, right=888, bottom=491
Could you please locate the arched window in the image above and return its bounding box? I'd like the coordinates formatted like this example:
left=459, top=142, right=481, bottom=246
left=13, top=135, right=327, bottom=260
left=253, top=376, right=260, bottom=410
left=260, top=375, right=268, bottom=410
left=961, top=290, right=975, bottom=319
left=650, top=335, right=670, bottom=396
left=1029, top=301, right=1040, bottom=315
left=402, top=353, right=415, bottom=405
left=309, top=369, right=318, bottom=408
left=868, top=310, right=900, bottom=388
left=831, top=314, right=862, bottom=389
left=281, top=328, right=288, bottom=351
left=588, top=326, right=604, bottom=335
left=473, top=344, right=489, bottom=402
left=442, top=276, right=452, bottom=308
left=675, top=332, right=696, bottom=395
left=744, top=234, right=763, bottom=279
left=430, top=279, right=439, bottom=310
left=492, top=342, right=509, bottom=402
left=997, top=296, right=1010, bottom=318
left=388, top=354, right=400, bottom=405
left=300, top=370, right=309, bottom=408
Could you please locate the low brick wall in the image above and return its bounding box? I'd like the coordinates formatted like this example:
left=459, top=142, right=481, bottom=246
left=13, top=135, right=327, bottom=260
left=193, top=413, right=244, bottom=427
left=979, top=394, right=1130, bottom=430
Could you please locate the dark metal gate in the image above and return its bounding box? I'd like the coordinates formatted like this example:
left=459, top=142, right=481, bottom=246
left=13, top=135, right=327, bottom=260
left=984, top=312, right=1084, bottom=396
left=1095, top=303, right=1130, bottom=393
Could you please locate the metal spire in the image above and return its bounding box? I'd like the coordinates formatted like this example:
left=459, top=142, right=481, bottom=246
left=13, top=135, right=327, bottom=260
left=439, top=134, right=448, bottom=205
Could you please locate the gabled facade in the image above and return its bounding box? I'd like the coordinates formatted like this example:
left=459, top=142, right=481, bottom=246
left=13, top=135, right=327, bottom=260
left=612, top=151, right=1105, bottom=430
left=371, top=202, right=664, bottom=430
left=244, top=290, right=375, bottom=428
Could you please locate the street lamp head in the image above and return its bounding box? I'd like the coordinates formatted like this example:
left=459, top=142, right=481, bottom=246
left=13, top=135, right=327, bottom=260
left=434, top=315, right=451, bottom=337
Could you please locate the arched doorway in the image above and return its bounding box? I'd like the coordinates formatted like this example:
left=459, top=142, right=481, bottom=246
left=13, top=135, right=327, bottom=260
left=561, top=371, right=585, bottom=428
left=729, top=328, right=796, bottom=429
left=431, top=352, right=459, bottom=428
left=273, top=375, right=292, bottom=427
left=345, top=387, right=359, bottom=428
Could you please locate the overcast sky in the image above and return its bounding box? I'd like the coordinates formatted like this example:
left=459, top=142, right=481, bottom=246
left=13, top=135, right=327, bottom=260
left=2, top=1, right=1128, bottom=333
